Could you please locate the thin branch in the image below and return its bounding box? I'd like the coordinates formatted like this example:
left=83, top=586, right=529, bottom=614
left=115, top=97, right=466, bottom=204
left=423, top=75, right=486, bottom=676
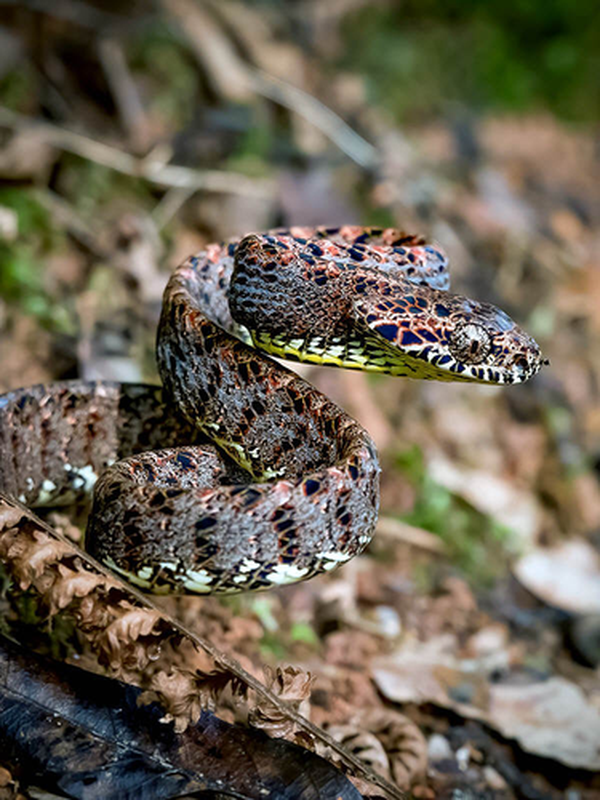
left=32, top=189, right=108, bottom=258
left=248, top=69, right=379, bottom=169
left=0, top=106, right=275, bottom=199
left=161, top=0, right=379, bottom=169
left=98, top=37, right=152, bottom=154
left=151, top=186, right=197, bottom=230
left=161, top=0, right=254, bottom=103
left=376, top=516, right=446, bottom=554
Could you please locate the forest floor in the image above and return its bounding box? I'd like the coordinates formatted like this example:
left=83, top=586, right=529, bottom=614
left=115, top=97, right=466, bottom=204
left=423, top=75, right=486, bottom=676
left=0, top=2, right=599, bottom=799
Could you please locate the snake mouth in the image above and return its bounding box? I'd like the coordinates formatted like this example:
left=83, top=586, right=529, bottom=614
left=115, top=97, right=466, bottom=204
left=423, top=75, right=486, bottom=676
left=508, top=348, right=547, bottom=382
left=251, top=323, right=546, bottom=385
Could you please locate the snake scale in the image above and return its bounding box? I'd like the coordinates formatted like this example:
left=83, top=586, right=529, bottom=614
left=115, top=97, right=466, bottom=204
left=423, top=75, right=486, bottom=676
left=0, top=226, right=545, bottom=594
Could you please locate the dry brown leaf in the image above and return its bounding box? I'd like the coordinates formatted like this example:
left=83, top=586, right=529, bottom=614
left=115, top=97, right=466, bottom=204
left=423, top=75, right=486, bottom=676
left=264, top=664, right=314, bottom=705
left=0, top=508, right=187, bottom=708
left=488, top=678, right=600, bottom=770
left=149, top=667, right=205, bottom=731
left=327, top=725, right=390, bottom=778
left=0, top=763, right=20, bottom=800
left=27, top=539, right=81, bottom=579
left=249, top=665, right=315, bottom=744
left=374, top=634, right=600, bottom=771
left=77, top=592, right=113, bottom=630
left=0, top=768, right=11, bottom=789
left=198, top=664, right=250, bottom=702
left=513, top=539, right=600, bottom=615
left=373, top=634, right=491, bottom=713
left=142, top=662, right=255, bottom=733
left=46, top=564, right=109, bottom=613
left=104, top=608, right=165, bottom=651
left=0, top=526, right=75, bottom=587
left=0, top=506, right=26, bottom=530
left=0, top=503, right=407, bottom=798
left=363, top=710, right=427, bottom=789
left=0, top=505, right=261, bottom=734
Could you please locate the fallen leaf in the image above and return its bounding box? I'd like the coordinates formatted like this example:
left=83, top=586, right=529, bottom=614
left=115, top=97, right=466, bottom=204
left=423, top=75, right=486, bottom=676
left=488, top=677, right=600, bottom=770
left=0, top=634, right=362, bottom=799
left=513, top=539, right=600, bottom=614
left=429, top=452, right=541, bottom=546
left=374, top=635, right=600, bottom=770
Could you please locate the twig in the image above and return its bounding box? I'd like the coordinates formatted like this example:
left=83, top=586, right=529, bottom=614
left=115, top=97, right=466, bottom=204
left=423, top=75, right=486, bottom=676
left=151, top=186, right=197, bottom=230
left=32, top=189, right=108, bottom=258
left=0, top=494, right=408, bottom=800
left=162, top=0, right=379, bottom=169
left=98, top=37, right=151, bottom=154
left=249, top=69, right=379, bottom=169
left=0, top=106, right=275, bottom=199
left=161, top=0, right=254, bottom=103
left=376, top=516, right=446, bottom=554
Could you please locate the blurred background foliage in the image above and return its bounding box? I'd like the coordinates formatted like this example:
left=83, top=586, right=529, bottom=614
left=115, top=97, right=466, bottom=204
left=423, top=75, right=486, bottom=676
left=341, top=0, right=600, bottom=122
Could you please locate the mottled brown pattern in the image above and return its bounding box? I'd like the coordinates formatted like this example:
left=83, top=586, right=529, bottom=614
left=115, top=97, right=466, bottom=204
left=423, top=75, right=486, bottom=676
left=0, top=227, right=544, bottom=593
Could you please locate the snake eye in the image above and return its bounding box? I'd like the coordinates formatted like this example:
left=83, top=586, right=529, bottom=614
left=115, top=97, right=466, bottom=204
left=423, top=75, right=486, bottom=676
left=449, top=323, right=492, bottom=364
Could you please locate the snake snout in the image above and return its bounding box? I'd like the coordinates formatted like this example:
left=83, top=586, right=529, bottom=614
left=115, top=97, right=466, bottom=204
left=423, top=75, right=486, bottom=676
left=514, top=355, right=531, bottom=378
left=509, top=340, right=546, bottom=382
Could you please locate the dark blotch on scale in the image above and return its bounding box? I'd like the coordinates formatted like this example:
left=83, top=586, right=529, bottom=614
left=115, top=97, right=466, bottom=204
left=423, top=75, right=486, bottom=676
left=304, top=479, right=320, bottom=496
left=375, top=324, right=399, bottom=342
left=401, top=331, right=423, bottom=345
left=275, top=518, right=295, bottom=532
left=417, top=329, right=439, bottom=343
left=176, top=452, right=194, bottom=470
left=195, top=517, right=217, bottom=530
left=348, top=247, right=365, bottom=261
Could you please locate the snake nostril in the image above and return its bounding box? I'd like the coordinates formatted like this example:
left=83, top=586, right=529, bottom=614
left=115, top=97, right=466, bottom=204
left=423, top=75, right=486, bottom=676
left=514, top=356, right=529, bottom=372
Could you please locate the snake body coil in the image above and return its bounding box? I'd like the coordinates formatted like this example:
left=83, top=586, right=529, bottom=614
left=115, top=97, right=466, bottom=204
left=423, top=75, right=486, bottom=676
left=0, top=227, right=545, bottom=593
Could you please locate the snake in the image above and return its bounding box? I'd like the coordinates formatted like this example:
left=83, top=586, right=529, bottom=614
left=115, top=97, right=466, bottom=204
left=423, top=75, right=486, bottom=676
left=0, top=226, right=546, bottom=594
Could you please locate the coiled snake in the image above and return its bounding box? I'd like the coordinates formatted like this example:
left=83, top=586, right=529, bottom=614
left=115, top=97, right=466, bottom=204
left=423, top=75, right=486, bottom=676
left=0, top=227, right=545, bottom=594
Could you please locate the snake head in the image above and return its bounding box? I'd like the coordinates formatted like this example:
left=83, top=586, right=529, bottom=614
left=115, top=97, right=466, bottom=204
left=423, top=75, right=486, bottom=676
left=356, top=287, right=547, bottom=385
left=230, top=231, right=546, bottom=386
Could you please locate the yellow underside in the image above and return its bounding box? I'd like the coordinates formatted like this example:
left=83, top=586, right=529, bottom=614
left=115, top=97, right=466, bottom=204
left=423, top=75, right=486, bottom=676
left=253, top=330, right=394, bottom=372
left=250, top=330, right=475, bottom=382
